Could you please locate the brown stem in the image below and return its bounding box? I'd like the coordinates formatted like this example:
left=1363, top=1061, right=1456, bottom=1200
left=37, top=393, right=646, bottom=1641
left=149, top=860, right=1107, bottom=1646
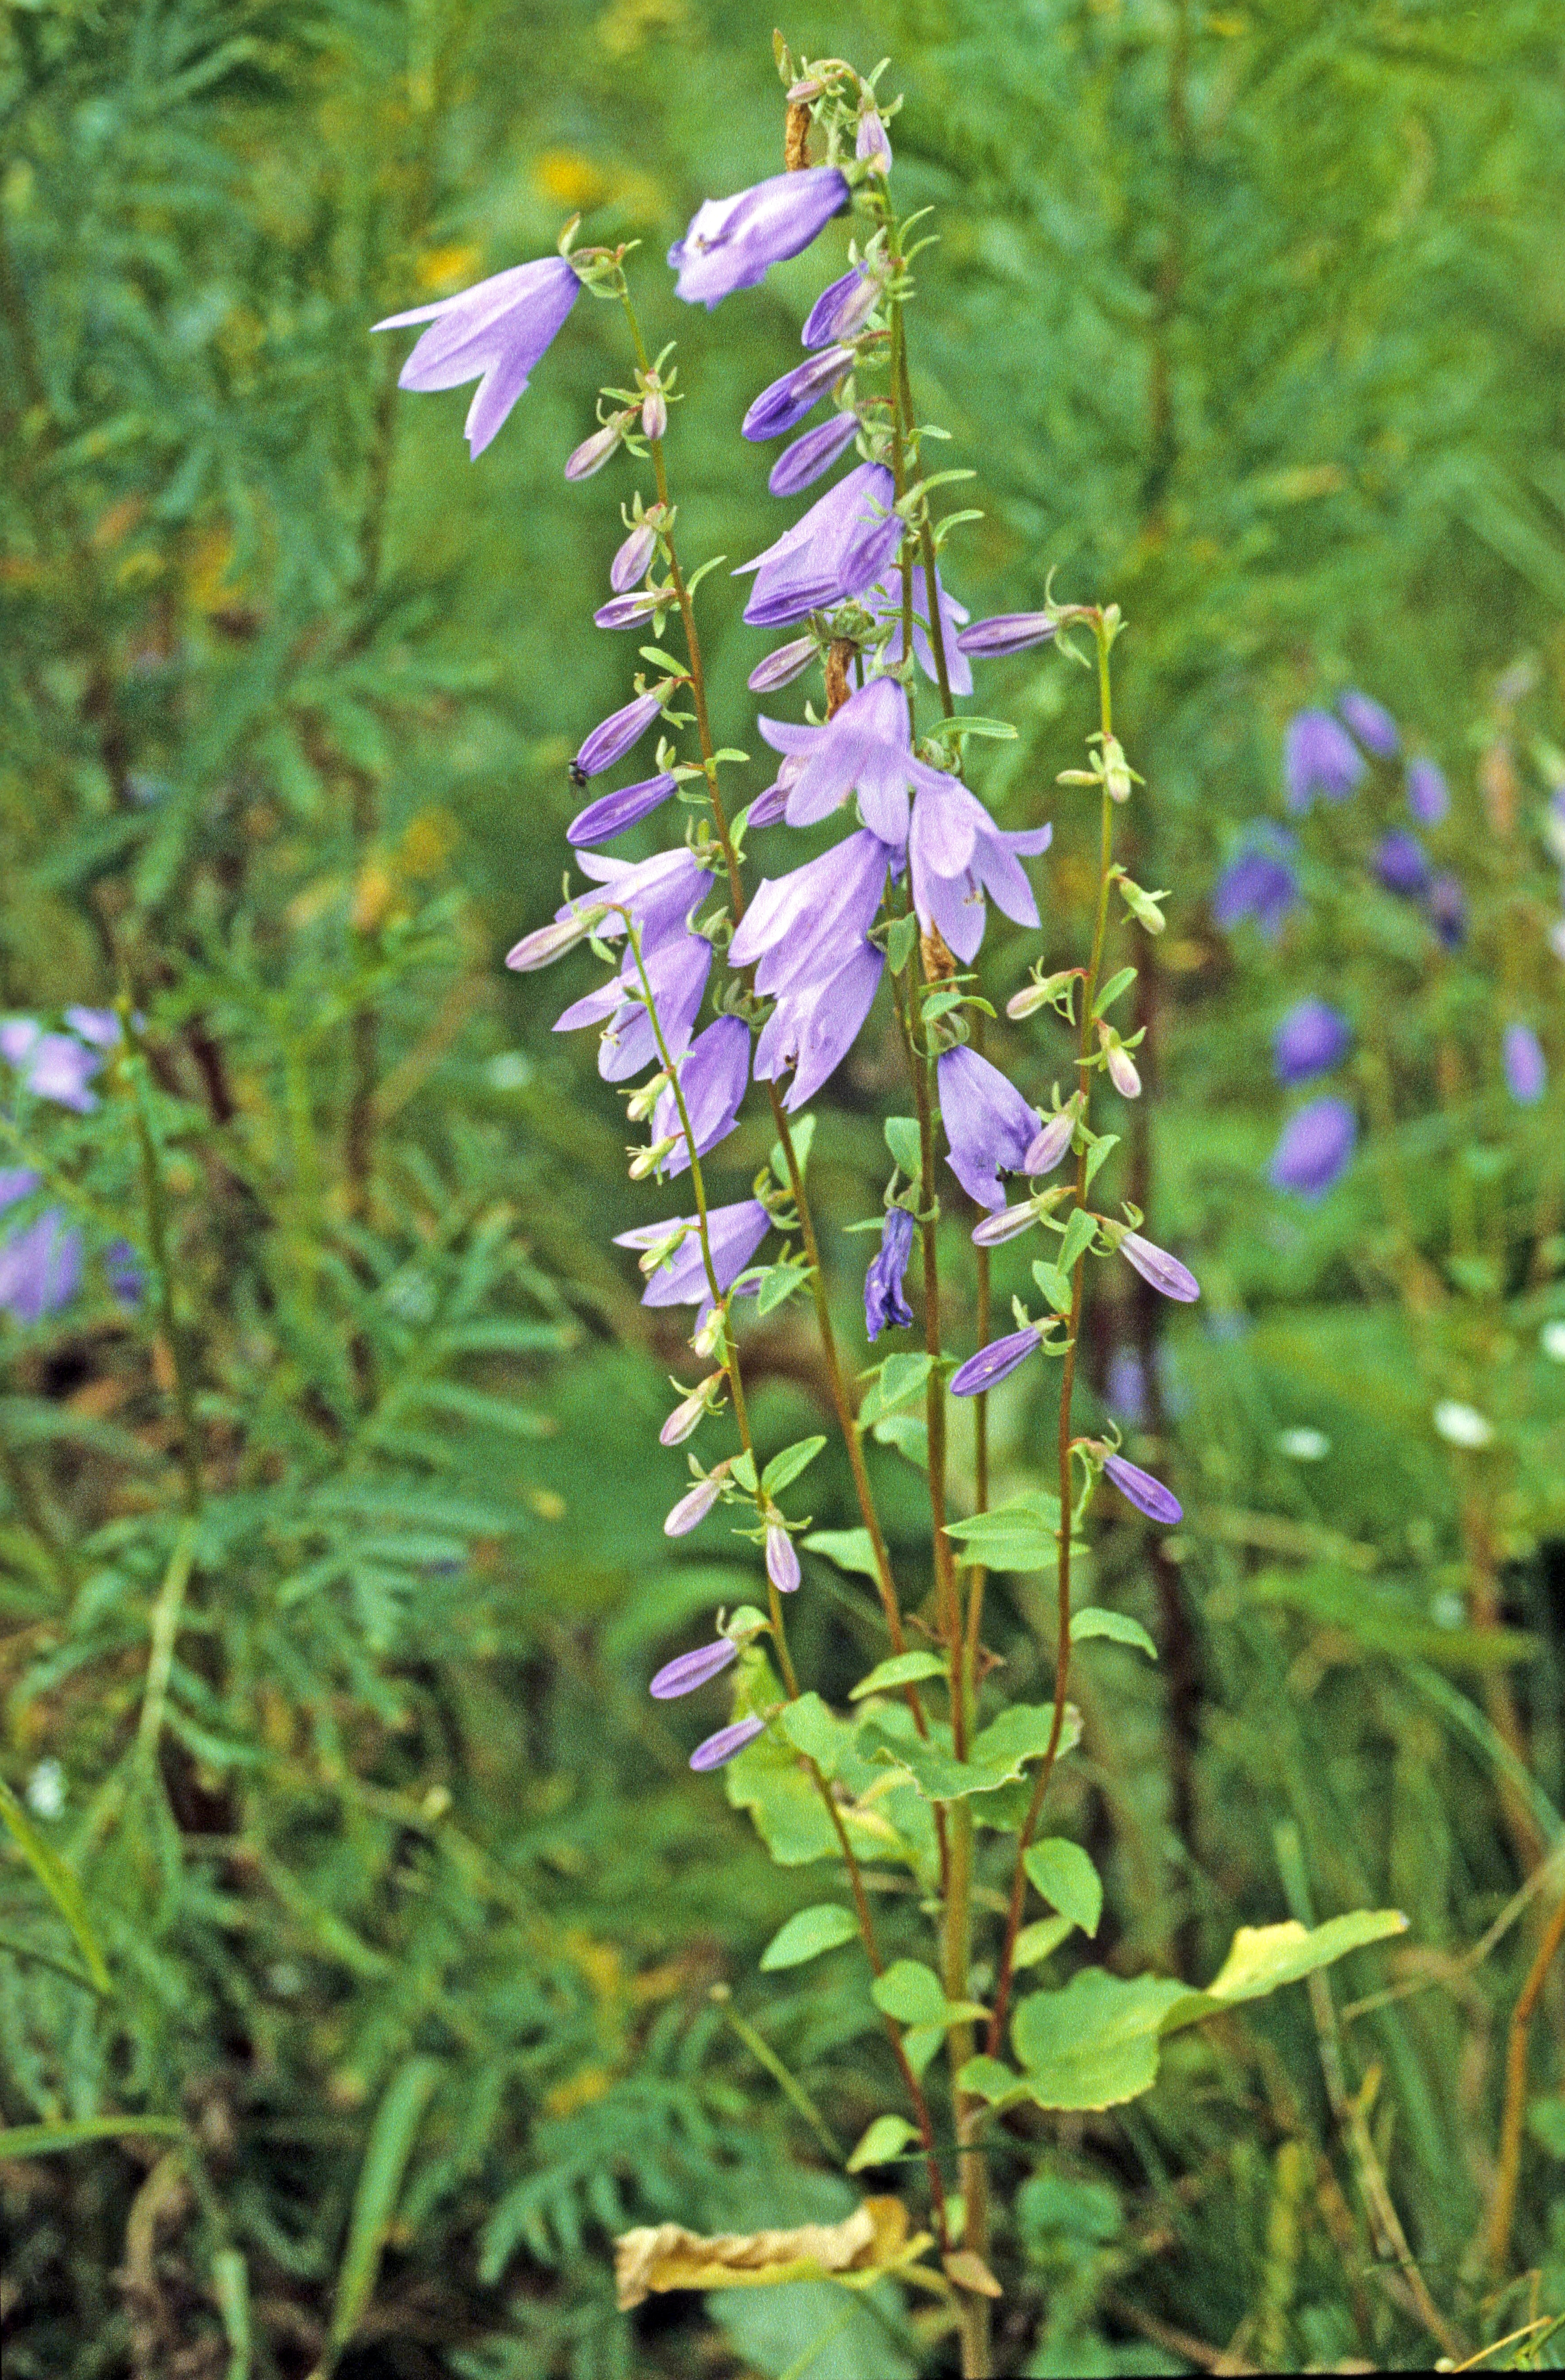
left=1486, top=1882, right=1565, bottom=2269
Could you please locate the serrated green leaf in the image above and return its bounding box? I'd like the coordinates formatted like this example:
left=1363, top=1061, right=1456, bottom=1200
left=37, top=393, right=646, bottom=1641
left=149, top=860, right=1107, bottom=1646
left=1091, top=966, right=1138, bottom=1020
left=849, top=1651, right=947, bottom=1700
left=861, top=1702, right=1077, bottom=1802
left=846, top=2115, right=920, bottom=2172
left=1071, top=1607, right=1158, bottom=1659
left=884, top=1116, right=923, bottom=1178
left=1023, top=1839, right=1102, bottom=1936
left=802, top=1528, right=881, bottom=1582
left=759, top=1904, right=861, bottom=1971
left=762, top=1436, right=827, bottom=1496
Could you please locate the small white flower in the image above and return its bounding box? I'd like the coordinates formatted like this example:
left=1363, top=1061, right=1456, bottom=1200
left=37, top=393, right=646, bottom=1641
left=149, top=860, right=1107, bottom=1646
left=25, top=1758, right=66, bottom=1819
left=1541, top=1319, right=1565, bottom=1364
left=1276, top=1426, right=1330, bottom=1462
left=1433, top=1399, right=1494, bottom=1450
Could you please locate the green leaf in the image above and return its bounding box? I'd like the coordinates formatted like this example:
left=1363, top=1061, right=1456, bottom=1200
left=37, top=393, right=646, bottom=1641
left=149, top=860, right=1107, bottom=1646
left=957, top=2056, right=1028, bottom=2106
left=762, top=1436, right=828, bottom=1496
left=925, top=713, right=1018, bottom=742
left=1031, top=1261, right=1073, bottom=1314
left=1057, top=1206, right=1098, bottom=1276
left=902, top=2023, right=947, bottom=2078
left=637, top=646, right=685, bottom=674
left=1023, top=1839, right=1102, bottom=1936
left=1528, top=2096, right=1565, bottom=2158
left=883, top=1116, right=923, bottom=1178
left=1184, top=1911, right=1409, bottom=2017
left=861, top=1702, right=1078, bottom=1803
left=885, top=914, right=919, bottom=974
left=725, top=1734, right=844, bottom=1865
left=846, top=2115, right=920, bottom=2172
left=944, top=1492, right=1060, bottom=1571
left=778, top=1693, right=855, bottom=1776
left=759, top=1904, right=861, bottom=1971
left=326, top=2057, right=444, bottom=2357
left=859, top=1352, right=933, bottom=1427
left=0, top=2115, right=184, bottom=2157
left=730, top=1451, right=758, bottom=1494
left=0, top=1777, right=112, bottom=1994
left=1081, top=1133, right=1120, bottom=1195
left=849, top=1651, right=947, bottom=1700
left=920, top=986, right=967, bottom=1021
left=211, top=2247, right=252, bottom=2380
left=802, top=1529, right=881, bottom=1582
left=1013, top=1915, right=1075, bottom=1970
left=756, top=1263, right=812, bottom=1317
left=1071, top=1607, right=1157, bottom=1659
left=871, top=1959, right=986, bottom=2028
left=1091, top=966, right=1138, bottom=1020
left=870, top=1413, right=929, bottom=1469
left=771, top=1112, right=816, bottom=1186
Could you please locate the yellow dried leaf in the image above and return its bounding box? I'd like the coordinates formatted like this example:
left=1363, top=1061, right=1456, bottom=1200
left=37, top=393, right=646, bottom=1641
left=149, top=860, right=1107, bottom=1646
left=614, top=2196, right=911, bottom=2310
left=942, top=2248, right=1003, bottom=2297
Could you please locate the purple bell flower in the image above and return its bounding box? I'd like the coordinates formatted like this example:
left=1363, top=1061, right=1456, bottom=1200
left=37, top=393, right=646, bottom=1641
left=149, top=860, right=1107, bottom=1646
left=734, top=462, right=901, bottom=628
left=63, top=1007, right=122, bottom=1048
left=865, top=571, right=974, bottom=698
left=566, top=771, right=679, bottom=848
left=650, top=1015, right=751, bottom=1175
left=766, top=1524, right=801, bottom=1592
left=372, top=255, right=580, bottom=458
left=1337, top=690, right=1400, bottom=758
left=1503, top=1023, right=1547, bottom=1107
left=611, top=522, right=658, bottom=592
left=668, top=166, right=849, bottom=307
left=573, top=687, right=669, bottom=779
left=731, top=826, right=896, bottom=988
left=768, top=412, right=861, bottom=498
left=801, top=266, right=880, bottom=348
left=1023, top=1102, right=1079, bottom=1177
left=1211, top=837, right=1300, bottom=938
left=937, top=1047, right=1039, bottom=1212
left=748, top=638, right=818, bottom=694
left=864, top=1207, right=916, bottom=1339
left=1272, top=999, right=1351, bottom=1087
left=650, top=1638, right=738, bottom=1698
left=1427, top=871, right=1467, bottom=950
left=689, top=1714, right=766, bottom=1770
left=1102, top=1452, right=1182, bottom=1524
left=1284, top=709, right=1366, bottom=813
left=910, top=785, right=1051, bottom=966
left=758, top=677, right=953, bottom=842
left=1117, top=1231, right=1200, bottom=1303
left=1269, top=1096, right=1357, bottom=1199
left=615, top=1198, right=771, bottom=1307
left=955, top=613, right=1057, bottom=660
left=555, top=931, right=712, bottom=1086
left=1374, top=829, right=1430, bottom=898
left=1407, top=757, right=1450, bottom=826
left=754, top=941, right=885, bottom=1111
left=742, top=346, right=855, bottom=441
left=950, top=1325, right=1043, bottom=1397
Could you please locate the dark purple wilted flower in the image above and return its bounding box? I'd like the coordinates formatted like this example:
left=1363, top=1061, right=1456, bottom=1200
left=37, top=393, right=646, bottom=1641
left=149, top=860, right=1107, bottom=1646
left=372, top=256, right=580, bottom=459
left=950, top=1325, right=1043, bottom=1397
left=1102, top=1451, right=1182, bottom=1524
left=766, top=1524, right=801, bottom=1593
left=689, top=1714, right=766, bottom=1770
left=865, top=572, right=973, bottom=698
left=1337, top=690, right=1400, bottom=758
left=650, top=1015, right=751, bottom=1176
left=938, top=1047, right=1039, bottom=1212
left=650, top=1638, right=738, bottom=1698
left=743, top=346, right=855, bottom=441
left=748, top=638, right=818, bottom=694
left=669, top=166, right=849, bottom=307
left=769, top=412, right=861, bottom=498
left=1407, top=757, right=1450, bottom=826
left=574, top=686, right=670, bottom=779
left=566, top=771, right=679, bottom=848
left=1428, top=870, right=1467, bottom=950
left=735, top=462, right=901, bottom=628
left=865, top=1207, right=915, bottom=1339
left=955, top=613, right=1057, bottom=660
left=1374, top=829, right=1430, bottom=898
left=755, top=942, right=885, bottom=1111
left=1272, top=999, right=1351, bottom=1086
left=802, top=265, right=880, bottom=347
left=1284, top=709, right=1366, bottom=813
left=1503, top=1023, right=1547, bottom=1107
left=616, top=1198, right=771, bottom=1308
left=1269, top=1096, right=1357, bottom=1199
left=1117, top=1231, right=1200, bottom=1303
left=1211, top=838, right=1300, bottom=938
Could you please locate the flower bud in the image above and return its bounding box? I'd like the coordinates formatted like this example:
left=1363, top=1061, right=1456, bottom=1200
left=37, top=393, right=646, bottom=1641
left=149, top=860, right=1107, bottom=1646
left=801, top=265, right=880, bottom=348
left=611, top=522, right=659, bottom=592
left=660, top=1372, right=724, bottom=1447
left=1098, top=1026, right=1141, bottom=1099
left=1008, top=970, right=1078, bottom=1021
left=955, top=612, right=1056, bottom=659
left=564, top=420, right=625, bottom=481
left=1102, top=1451, right=1182, bottom=1524
left=575, top=686, right=671, bottom=779
left=691, top=1302, right=727, bottom=1360
left=630, top=1136, right=679, bottom=1180
left=567, top=770, right=679, bottom=848
left=689, top=1714, right=765, bottom=1770
left=641, top=387, right=668, bottom=440
left=765, top=1522, right=801, bottom=1592
left=856, top=108, right=892, bottom=174
left=768, top=410, right=860, bottom=496
left=650, top=1636, right=737, bottom=1696
left=663, top=1467, right=728, bottom=1539
left=504, top=904, right=608, bottom=972
left=1117, top=1229, right=1200, bottom=1303
left=971, top=1202, right=1041, bottom=1247
left=593, top=590, right=661, bottom=630
left=1102, top=736, right=1132, bottom=803
left=748, top=637, right=818, bottom=693
left=625, top=1073, right=670, bottom=1123
left=1023, top=1098, right=1080, bottom=1176
left=638, top=1224, right=690, bottom=1273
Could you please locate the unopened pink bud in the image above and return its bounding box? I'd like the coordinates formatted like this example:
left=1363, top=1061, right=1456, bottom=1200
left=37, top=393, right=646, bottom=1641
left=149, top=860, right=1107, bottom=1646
left=664, top=1471, right=724, bottom=1537
left=971, top=1202, right=1039, bottom=1248
left=660, top=1373, right=723, bottom=1447
left=611, top=522, right=658, bottom=592
left=1024, top=1099, right=1079, bottom=1175
left=1099, top=1026, right=1141, bottom=1099
left=564, top=421, right=625, bottom=481
left=765, top=1522, right=801, bottom=1592
left=642, top=389, right=667, bottom=440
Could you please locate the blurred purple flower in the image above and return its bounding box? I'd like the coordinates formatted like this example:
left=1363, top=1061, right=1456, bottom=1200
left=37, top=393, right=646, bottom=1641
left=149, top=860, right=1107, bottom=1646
left=1373, top=829, right=1430, bottom=898
left=650, top=1015, right=751, bottom=1176
left=937, top=1046, right=1039, bottom=1212
left=950, top=1325, right=1042, bottom=1397
left=1269, top=1096, right=1357, bottom=1199
left=1407, top=757, right=1450, bottom=826
left=1, top=1021, right=104, bottom=1113
left=1503, top=1023, right=1547, bottom=1107
left=669, top=167, right=849, bottom=307
left=104, top=1239, right=144, bottom=1310
left=743, top=346, right=855, bottom=441
left=566, top=771, right=679, bottom=848
left=865, top=1207, right=915, bottom=1339
left=1211, top=838, right=1300, bottom=937
left=1338, top=690, right=1400, bottom=758
left=650, top=1638, right=738, bottom=1699
left=616, top=1198, right=770, bottom=1307
left=372, top=256, right=580, bottom=458
left=734, top=462, right=901, bottom=627
left=802, top=265, right=880, bottom=347
left=1427, top=871, right=1467, bottom=950
left=1102, top=1451, right=1182, bottom=1524
left=954, top=613, right=1056, bottom=659
left=1284, top=710, right=1365, bottom=813
left=689, top=1714, right=766, bottom=1770
left=1272, top=998, right=1350, bottom=1086
left=1105, top=1348, right=1147, bottom=1428
left=768, top=412, right=861, bottom=498
left=63, top=1008, right=122, bottom=1049
left=0, top=1171, right=83, bottom=1324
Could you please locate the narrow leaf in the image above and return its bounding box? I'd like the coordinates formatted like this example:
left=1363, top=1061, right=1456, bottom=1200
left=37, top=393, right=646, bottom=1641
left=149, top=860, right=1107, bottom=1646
left=1091, top=966, right=1138, bottom=1021
left=325, top=2057, right=443, bottom=2357
left=0, top=1778, right=111, bottom=1994
left=0, top=2115, right=183, bottom=2156
left=846, top=2115, right=919, bottom=2172
left=762, top=1435, right=827, bottom=1497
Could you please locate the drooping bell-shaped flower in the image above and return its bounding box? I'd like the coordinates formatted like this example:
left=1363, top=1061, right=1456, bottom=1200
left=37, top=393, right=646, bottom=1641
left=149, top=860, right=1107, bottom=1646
left=742, top=346, right=855, bottom=441
left=801, top=265, right=881, bottom=348
left=955, top=613, right=1056, bottom=659
left=616, top=1199, right=771, bottom=1308
left=669, top=166, right=849, bottom=307
left=1373, top=829, right=1430, bottom=898
left=734, top=463, right=901, bottom=628
left=730, top=827, right=897, bottom=991
left=753, top=942, right=885, bottom=1111
left=372, top=256, right=580, bottom=458
left=554, top=917, right=712, bottom=1084
left=574, top=687, right=669, bottom=779
left=864, top=1207, right=915, bottom=1339
left=1428, top=870, right=1467, bottom=950
left=650, top=1015, right=751, bottom=1176
left=1116, top=1231, right=1200, bottom=1303
left=664, top=1470, right=726, bottom=1539
left=758, top=676, right=956, bottom=844
left=1284, top=710, right=1366, bottom=813
left=1337, top=689, right=1399, bottom=758
left=1407, top=757, right=1450, bottom=826
left=909, top=784, right=1052, bottom=966
left=1503, top=1023, right=1547, bottom=1107
left=865, top=571, right=974, bottom=698
left=650, top=1637, right=739, bottom=1698
left=766, top=1524, right=801, bottom=1592
left=937, top=1047, right=1039, bottom=1212
left=1268, top=1096, right=1357, bottom=1199
left=1102, top=1452, right=1181, bottom=1524
left=768, top=411, right=861, bottom=498
left=566, top=771, right=679, bottom=848
left=950, top=1325, right=1043, bottom=1397
left=1272, top=999, right=1351, bottom=1086
left=1, top=1020, right=105, bottom=1113
left=689, top=1714, right=766, bottom=1770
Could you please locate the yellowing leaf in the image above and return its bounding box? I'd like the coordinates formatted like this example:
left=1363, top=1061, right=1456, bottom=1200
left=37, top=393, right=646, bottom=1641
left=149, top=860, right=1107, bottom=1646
left=613, top=2196, right=917, bottom=2309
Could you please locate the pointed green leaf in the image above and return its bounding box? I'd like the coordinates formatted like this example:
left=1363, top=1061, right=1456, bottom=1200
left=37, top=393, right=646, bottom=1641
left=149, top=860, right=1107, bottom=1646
left=943, top=1492, right=1061, bottom=1570
left=326, top=2057, right=443, bottom=2355
left=1091, top=966, right=1138, bottom=1021
left=847, top=2115, right=921, bottom=2172
left=884, top=1116, right=923, bottom=1178
left=729, top=1451, right=758, bottom=1493
left=1176, top=1911, right=1409, bottom=2021
left=759, top=1904, right=861, bottom=1971
left=755, top=1263, right=812, bottom=1317
left=1013, top=1915, right=1075, bottom=1970
left=762, top=1435, right=827, bottom=1496
left=1071, top=1607, right=1158, bottom=1659
left=1023, top=1839, right=1102, bottom=1937
left=0, top=1777, right=111, bottom=1994
left=1031, top=1261, right=1073, bottom=1314
left=0, top=2115, right=183, bottom=2157
left=859, top=1352, right=933, bottom=1426
left=802, top=1528, right=881, bottom=1582
left=1081, top=1133, right=1120, bottom=1195
left=849, top=1651, right=947, bottom=1700
left=770, top=1112, right=816, bottom=1186
left=1057, top=1206, right=1098, bottom=1276
left=885, top=914, right=919, bottom=974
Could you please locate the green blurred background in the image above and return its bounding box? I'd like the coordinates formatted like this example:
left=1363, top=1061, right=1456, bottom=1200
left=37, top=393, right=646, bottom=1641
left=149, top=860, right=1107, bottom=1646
left=2, top=1, right=1564, bottom=2373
